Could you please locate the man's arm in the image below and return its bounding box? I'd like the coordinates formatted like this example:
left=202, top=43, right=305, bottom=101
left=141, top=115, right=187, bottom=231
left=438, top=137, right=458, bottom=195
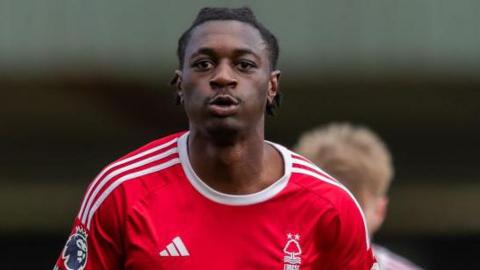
left=53, top=184, right=124, bottom=270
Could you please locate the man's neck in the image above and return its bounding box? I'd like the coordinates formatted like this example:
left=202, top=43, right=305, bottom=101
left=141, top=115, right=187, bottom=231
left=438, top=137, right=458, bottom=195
left=187, top=129, right=284, bottom=195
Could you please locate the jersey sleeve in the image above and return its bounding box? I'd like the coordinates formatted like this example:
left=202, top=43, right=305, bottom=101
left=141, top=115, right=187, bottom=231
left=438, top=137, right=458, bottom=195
left=53, top=133, right=182, bottom=270
left=324, top=190, right=378, bottom=270
left=53, top=183, right=126, bottom=270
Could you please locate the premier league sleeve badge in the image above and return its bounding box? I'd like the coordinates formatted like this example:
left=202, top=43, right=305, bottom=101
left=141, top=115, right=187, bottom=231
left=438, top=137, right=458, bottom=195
left=62, top=226, right=88, bottom=270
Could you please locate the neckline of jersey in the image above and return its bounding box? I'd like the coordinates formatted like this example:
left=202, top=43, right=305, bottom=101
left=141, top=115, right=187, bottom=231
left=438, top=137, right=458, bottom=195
left=177, top=131, right=293, bottom=206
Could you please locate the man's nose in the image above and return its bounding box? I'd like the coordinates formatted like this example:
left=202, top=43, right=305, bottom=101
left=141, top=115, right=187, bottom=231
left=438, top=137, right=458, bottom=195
left=209, top=62, right=238, bottom=89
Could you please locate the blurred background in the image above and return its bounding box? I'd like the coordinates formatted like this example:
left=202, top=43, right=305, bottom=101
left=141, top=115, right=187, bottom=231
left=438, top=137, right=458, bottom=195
left=1, top=0, right=479, bottom=269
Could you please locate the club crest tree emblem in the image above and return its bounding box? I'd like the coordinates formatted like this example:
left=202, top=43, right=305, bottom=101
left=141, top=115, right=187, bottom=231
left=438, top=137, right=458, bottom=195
left=283, top=233, right=302, bottom=269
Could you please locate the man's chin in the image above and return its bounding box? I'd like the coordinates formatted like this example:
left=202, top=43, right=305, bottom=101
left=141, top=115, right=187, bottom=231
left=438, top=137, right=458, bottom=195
left=205, top=121, right=243, bottom=146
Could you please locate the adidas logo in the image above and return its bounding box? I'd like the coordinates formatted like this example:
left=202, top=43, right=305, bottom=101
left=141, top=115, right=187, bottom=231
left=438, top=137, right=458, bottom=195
left=159, top=236, right=190, bottom=256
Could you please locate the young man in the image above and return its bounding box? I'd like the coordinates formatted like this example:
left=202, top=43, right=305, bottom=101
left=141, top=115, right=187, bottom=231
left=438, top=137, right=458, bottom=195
left=295, top=123, right=423, bottom=270
left=54, top=7, right=377, bottom=270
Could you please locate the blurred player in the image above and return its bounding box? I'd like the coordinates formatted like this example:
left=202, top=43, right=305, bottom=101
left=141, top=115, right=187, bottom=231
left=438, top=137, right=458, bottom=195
left=295, top=123, right=423, bottom=270
left=54, top=7, right=377, bottom=270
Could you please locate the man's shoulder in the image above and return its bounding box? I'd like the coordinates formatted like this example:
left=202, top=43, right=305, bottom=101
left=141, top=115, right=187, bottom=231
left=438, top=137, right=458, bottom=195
left=76, top=131, right=186, bottom=228
left=99, top=130, right=186, bottom=193
left=288, top=151, right=372, bottom=264
left=288, top=151, right=368, bottom=232
left=116, top=131, right=186, bottom=162
left=289, top=151, right=353, bottom=203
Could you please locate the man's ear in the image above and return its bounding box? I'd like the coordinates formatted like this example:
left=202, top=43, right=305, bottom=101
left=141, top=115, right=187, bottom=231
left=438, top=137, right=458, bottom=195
left=170, top=70, right=183, bottom=90
left=371, top=196, right=388, bottom=235
left=267, top=70, right=281, bottom=103
left=377, top=196, right=388, bottom=227
left=171, top=70, right=183, bottom=105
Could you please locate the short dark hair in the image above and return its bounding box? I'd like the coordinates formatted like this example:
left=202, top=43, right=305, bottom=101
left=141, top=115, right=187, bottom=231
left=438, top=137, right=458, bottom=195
left=177, top=7, right=279, bottom=69
left=176, top=7, right=281, bottom=115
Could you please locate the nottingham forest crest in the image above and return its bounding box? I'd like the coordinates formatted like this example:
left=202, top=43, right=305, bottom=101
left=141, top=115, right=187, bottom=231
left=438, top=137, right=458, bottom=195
left=283, top=233, right=302, bottom=270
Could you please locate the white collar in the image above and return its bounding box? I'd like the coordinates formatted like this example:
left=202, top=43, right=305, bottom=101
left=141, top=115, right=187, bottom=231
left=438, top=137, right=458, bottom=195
left=178, top=131, right=292, bottom=206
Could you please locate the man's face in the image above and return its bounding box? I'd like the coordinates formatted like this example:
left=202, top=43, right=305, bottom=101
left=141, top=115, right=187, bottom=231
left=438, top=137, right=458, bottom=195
left=176, top=20, right=279, bottom=139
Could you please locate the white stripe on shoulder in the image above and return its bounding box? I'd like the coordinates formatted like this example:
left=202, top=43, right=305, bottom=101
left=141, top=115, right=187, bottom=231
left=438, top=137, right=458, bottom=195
left=81, top=147, right=178, bottom=223
left=291, top=167, right=370, bottom=249
left=78, top=137, right=178, bottom=221
left=86, top=157, right=180, bottom=229
left=291, top=156, right=336, bottom=180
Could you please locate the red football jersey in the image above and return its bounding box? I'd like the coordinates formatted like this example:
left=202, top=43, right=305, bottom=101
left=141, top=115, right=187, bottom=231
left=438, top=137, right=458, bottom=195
left=54, top=131, right=377, bottom=270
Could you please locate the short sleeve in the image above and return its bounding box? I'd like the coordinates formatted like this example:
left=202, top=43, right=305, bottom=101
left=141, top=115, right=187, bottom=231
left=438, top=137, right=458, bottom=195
left=53, top=184, right=125, bottom=270
left=326, top=190, right=378, bottom=270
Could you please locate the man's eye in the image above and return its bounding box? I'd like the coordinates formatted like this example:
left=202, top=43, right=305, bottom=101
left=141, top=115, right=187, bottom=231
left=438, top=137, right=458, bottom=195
left=192, top=60, right=214, bottom=71
left=237, top=61, right=256, bottom=72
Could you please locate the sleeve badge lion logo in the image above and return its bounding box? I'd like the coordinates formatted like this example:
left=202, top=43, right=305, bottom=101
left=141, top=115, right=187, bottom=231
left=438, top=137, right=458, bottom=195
left=62, top=226, right=88, bottom=270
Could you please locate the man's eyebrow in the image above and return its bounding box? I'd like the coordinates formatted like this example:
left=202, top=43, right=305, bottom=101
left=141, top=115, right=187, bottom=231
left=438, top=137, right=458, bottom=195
left=190, top=48, right=216, bottom=58
left=190, top=47, right=261, bottom=60
left=232, top=48, right=261, bottom=60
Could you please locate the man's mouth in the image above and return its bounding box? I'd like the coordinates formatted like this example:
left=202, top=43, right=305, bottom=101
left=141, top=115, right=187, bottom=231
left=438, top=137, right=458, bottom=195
left=207, top=95, right=240, bottom=117
left=208, top=95, right=240, bottom=106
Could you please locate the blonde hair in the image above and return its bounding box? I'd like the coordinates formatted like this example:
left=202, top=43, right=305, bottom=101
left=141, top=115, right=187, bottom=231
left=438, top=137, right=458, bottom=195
left=294, top=123, right=393, bottom=198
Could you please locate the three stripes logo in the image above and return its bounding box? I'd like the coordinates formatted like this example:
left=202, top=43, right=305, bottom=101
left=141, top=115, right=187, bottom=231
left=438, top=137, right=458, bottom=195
left=159, top=236, right=190, bottom=257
